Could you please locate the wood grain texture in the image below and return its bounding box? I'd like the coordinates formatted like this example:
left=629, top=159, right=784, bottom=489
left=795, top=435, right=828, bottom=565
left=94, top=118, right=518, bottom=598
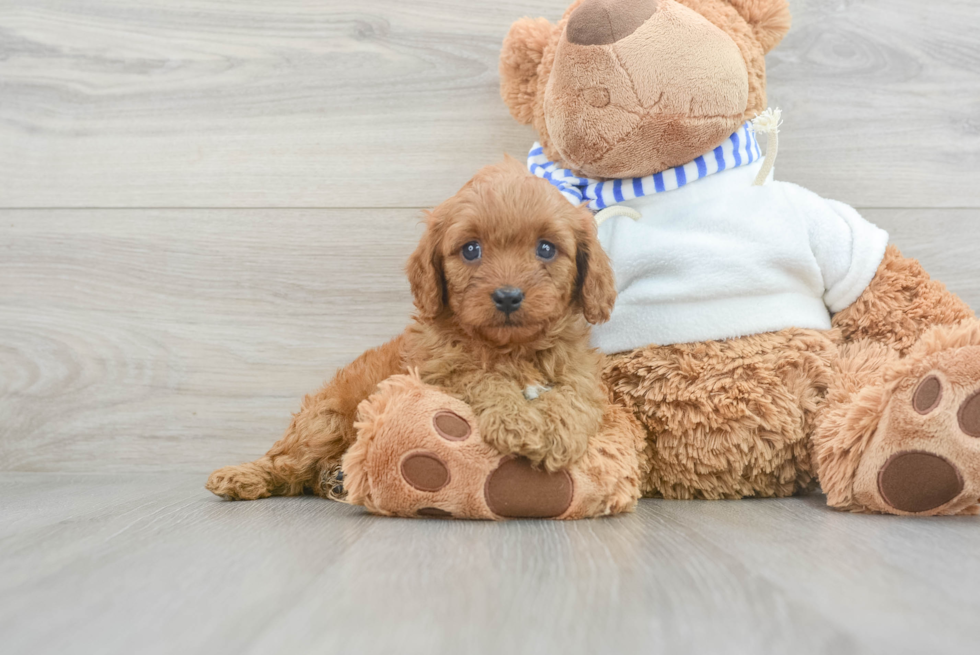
left=1, top=473, right=978, bottom=655
left=1, top=0, right=978, bottom=208
left=0, top=209, right=422, bottom=471
left=1, top=207, right=978, bottom=472
left=2, top=2, right=979, bottom=651
left=766, top=0, right=980, bottom=207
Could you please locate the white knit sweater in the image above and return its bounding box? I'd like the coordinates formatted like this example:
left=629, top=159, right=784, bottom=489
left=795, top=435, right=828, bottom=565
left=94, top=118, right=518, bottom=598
left=528, top=141, right=889, bottom=352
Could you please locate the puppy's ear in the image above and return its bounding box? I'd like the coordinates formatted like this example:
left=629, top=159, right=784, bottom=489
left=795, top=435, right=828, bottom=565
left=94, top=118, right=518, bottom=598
left=574, top=212, right=616, bottom=324
left=406, top=211, right=446, bottom=320
left=500, top=17, right=555, bottom=125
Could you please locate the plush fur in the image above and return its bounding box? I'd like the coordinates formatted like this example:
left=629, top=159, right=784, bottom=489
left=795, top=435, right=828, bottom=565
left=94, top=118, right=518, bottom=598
left=832, top=245, right=974, bottom=355
left=500, top=0, right=980, bottom=516
left=206, top=159, right=641, bottom=516
left=815, top=322, right=980, bottom=516
left=599, top=247, right=980, bottom=514
left=604, top=327, right=836, bottom=499
left=500, top=0, right=790, bottom=179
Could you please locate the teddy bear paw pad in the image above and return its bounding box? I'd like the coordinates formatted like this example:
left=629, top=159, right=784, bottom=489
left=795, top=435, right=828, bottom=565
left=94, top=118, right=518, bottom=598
left=877, top=451, right=964, bottom=514
left=484, top=457, right=574, bottom=518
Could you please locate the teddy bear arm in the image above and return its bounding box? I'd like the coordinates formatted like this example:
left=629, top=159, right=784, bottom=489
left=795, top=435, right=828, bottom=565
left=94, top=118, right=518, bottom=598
left=832, top=245, right=974, bottom=355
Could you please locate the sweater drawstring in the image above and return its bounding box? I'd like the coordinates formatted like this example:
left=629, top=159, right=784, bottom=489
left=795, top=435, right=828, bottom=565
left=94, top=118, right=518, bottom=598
left=751, top=107, right=782, bottom=186
left=594, top=205, right=642, bottom=227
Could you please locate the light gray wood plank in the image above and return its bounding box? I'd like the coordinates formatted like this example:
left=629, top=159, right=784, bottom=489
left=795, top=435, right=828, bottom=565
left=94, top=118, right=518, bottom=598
left=0, top=0, right=542, bottom=208
left=767, top=0, right=980, bottom=207
left=1, top=473, right=978, bottom=655
left=1, top=208, right=978, bottom=472
left=862, top=208, right=980, bottom=295
left=0, top=0, right=978, bottom=208
left=0, top=208, right=423, bottom=471
left=655, top=496, right=980, bottom=652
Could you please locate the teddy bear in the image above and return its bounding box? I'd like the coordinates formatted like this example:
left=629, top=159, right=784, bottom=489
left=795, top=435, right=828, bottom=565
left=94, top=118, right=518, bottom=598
left=498, top=0, right=980, bottom=515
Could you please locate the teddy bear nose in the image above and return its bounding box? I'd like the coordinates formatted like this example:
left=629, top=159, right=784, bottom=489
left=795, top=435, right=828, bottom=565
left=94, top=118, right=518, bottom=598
left=492, top=287, right=524, bottom=315
left=566, top=0, right=659, bottom=46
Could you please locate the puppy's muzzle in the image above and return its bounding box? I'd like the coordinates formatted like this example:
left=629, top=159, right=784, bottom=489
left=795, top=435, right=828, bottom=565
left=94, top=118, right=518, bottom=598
left=492, top=287, right=524, bottom=315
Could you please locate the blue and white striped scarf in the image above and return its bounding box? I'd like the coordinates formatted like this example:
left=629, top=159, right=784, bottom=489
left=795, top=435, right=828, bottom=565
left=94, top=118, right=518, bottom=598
left=527, top=123, right=761, bottom=210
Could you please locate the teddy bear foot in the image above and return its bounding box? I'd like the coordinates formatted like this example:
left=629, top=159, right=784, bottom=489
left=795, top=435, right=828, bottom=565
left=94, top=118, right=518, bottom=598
left=341, top=373, right=642, bottom=520
left=818, top=324, right=980, bottom=516
left=853, top=360, right=980, bottom=516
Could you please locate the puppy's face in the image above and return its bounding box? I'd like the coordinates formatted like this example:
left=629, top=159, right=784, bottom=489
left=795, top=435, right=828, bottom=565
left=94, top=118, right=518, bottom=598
left=441, top=191, right=581, bottom=345
left=408, top=158, right=616, bottom=347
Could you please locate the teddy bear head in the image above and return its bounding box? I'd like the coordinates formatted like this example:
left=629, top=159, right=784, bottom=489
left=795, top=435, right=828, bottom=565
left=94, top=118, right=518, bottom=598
left=500, top=0, right=791, bottom=179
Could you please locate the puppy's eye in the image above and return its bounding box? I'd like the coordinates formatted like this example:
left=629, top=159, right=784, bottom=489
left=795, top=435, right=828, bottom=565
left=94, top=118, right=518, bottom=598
left=461, top=241, right=482, bottom=262
left=536, top=240, right=557, bottom=261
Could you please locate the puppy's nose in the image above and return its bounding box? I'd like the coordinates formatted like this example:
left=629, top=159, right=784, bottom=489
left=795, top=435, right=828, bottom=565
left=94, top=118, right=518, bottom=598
left=492, top=287, right=524, bottom=315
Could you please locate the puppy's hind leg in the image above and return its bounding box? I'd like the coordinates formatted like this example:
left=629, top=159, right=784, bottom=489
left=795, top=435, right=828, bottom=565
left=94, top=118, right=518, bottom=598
left=206, top=335, right=408, bottom=500
left=206, top=407, right=354, bottom=501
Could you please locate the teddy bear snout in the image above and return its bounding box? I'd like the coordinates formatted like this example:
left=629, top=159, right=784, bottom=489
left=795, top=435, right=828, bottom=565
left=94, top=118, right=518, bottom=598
left=545, top=0, right=750, bottom=178
left=567, top=0, right=659, bottom=46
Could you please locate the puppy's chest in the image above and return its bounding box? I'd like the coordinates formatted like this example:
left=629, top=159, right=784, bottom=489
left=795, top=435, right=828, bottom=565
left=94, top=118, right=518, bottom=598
left=421, top=356, right=553, bottom=400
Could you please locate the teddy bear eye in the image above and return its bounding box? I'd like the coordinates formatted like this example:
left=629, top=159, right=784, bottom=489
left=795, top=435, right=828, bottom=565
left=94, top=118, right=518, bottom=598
left=536, top=240, right=557, bottom=260
left=461, top=241, right=482, bottom=262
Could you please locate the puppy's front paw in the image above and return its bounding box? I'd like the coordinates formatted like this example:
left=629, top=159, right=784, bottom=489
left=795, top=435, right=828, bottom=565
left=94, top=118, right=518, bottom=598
left=206, top=464, right=273, bottom=500
left=494, top=426, right=589, bottom=472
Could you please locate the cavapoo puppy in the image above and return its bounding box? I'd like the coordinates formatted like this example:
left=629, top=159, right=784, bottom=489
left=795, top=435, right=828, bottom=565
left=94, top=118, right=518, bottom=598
left=207, top=158, right=645, bottom=519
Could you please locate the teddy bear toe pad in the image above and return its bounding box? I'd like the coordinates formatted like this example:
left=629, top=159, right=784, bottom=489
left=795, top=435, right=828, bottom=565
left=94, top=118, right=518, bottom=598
left=957, top=390, right=980, bottom=436
left=432, top=410, right=470, bottom=440
left=400, top=452, right=451, bottom=492
left=912, top=375, right=942, bottom=414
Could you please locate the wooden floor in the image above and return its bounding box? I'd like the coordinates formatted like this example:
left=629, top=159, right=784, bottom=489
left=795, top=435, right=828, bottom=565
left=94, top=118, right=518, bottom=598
left=2, top=1, right=980, bottom=652
left=2, top=473, right=979, bottom=655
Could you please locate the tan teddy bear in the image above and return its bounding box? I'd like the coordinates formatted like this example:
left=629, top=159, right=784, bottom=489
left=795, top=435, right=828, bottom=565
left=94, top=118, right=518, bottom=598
left=500, top=0, right=980, bottom=515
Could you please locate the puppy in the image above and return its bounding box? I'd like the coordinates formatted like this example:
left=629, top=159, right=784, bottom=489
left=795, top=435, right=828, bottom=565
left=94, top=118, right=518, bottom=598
left=207, top=158, right=620, bottom=502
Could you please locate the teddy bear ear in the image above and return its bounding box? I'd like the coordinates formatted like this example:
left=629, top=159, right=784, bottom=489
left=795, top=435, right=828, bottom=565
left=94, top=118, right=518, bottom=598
left=728, top=0, right=792, bottom=54
left=499, top=17, right=556, bottom=125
